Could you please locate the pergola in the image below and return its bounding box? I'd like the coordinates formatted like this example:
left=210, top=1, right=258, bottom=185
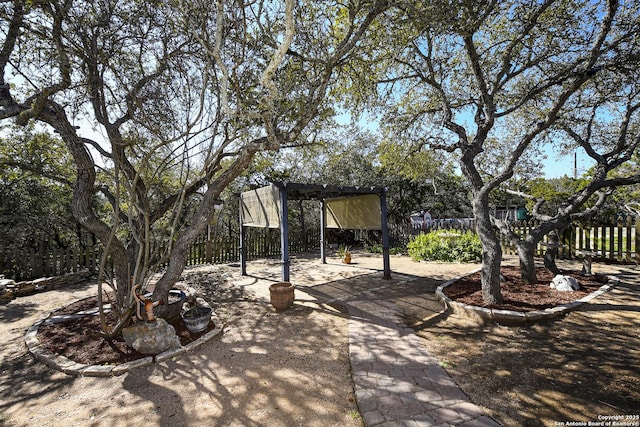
left=239, top=181, right=391, bottom=281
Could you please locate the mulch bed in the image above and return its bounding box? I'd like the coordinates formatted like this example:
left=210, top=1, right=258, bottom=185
left=37, top=265, right=612, bottom=366
left=37, top=296, right=214, bottom=365
left=443, top=265, right=610, bottom=312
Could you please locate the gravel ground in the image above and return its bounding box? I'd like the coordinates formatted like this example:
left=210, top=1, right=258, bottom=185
left=0, top=256, right=369, bottom=427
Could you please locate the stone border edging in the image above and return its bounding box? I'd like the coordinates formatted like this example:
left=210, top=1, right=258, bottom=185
left=435, top=270, right=618, bottom=325
left=1, top=270, right=93, bottom=304
left=24, top=307, right=222, bottom=377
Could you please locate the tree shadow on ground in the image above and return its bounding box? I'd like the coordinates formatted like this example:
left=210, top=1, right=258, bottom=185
left=0, top=300, right=40, bottom=322
left=412, top=273, right=640, bottom=426
left=0, top=277, right=361, bottom=426
left=117, top=300, right=359, bottom=426
left=0, top=354, right=75, bottom=416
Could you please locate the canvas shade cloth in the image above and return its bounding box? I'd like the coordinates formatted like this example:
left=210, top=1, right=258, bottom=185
left=240, top=185, right=281, bottom=228
left=325, top=194, right=381, bottom=230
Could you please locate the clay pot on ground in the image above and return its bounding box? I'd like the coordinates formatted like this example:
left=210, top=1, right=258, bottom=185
left=269, top=282, right=295, bottom=311
left=337, top=245, right=352, bottom=264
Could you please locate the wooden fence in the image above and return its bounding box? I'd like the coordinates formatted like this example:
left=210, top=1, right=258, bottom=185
left=388, top=219, right=476, bottom=247
left=501, top=216, right=640, bottom=263
left=185, top=228, right=319, bottom=266
left=0, top=245, right=102, bottom=281
left=0, top=227, right=320, bottom=281
left=2, top=216, right=638, bottom=281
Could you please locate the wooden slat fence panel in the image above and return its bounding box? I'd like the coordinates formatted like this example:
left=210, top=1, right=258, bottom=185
left=0, top=245, right=102, bottom=281
left=3, top=216, right=637, bottom=281
left=503, top=216, right=639, bottom=263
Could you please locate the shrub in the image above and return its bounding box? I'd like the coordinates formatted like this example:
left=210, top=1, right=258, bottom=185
left=389, top=246, right=405, bottom=255
left=407, top=230, right=482, bottom=263
left=365, top=244, right=406, bottom=255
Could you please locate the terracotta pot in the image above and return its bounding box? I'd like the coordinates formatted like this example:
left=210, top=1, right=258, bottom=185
left=269, top=282, right=295, bottom=311
left=343, top=253, right=351, bottom=264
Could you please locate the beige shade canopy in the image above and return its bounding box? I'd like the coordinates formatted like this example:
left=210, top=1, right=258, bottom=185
left=239, top=182, right=391, bottom=280
left=325, top=194, right=382, bottom=230
left=240, top=184, right=281, bottom=228
left=240, top=184, right=383, bottom=230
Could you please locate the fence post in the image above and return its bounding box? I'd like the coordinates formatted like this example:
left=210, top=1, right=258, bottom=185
left=636, top=216, right=640, bottom=263
left=608, top=221, right=615, bottom=261
left=625, top=216, right=632, bottom=262
left=561, top=226, right=572, bottom=260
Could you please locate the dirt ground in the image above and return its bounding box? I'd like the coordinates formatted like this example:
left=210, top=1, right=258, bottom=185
left=0, top=259, right=364, bottom=427
left=406, top=259, right=640, bottom=427
left=1, top=253, right=639, bottom=427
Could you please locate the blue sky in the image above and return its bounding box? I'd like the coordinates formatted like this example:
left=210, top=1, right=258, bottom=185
left=541, top=148, right=593, bottom=179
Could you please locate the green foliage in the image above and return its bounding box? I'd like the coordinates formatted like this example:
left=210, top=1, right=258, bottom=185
left=366, top=244, right=383, bottom=253
left=365, top=244, right=405, bottom=255
left=525, top=177, right=589, bottom=212
left=407, top=231, right=482, bottom=263
left=261, top=124, right=471, bottom=222
left=389, top=246, right=405, bottom=255
left=336, top=244, right=351, bottom=257
left=0, top=127, right=88, bottom=250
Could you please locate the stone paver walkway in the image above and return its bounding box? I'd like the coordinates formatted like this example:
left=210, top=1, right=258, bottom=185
left=295, top=265, right=500, bottom=427
left=347, top=302, right=499, bottom=427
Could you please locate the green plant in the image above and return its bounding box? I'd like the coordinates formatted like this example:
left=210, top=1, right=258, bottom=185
left=389, top=246, right=405, bottom=255
left=336, top=245, right=351, bottom=257
left=407, top=230, right=482, bottom=262
left=439, top=359, right=455, bottom=368
left=365, top=244, right=383, bottom=253
left=348, top=409, right=361, bottom=420
left=365, top=244, right=405, bottom=255
left=182, top=306, right=212, bottom=319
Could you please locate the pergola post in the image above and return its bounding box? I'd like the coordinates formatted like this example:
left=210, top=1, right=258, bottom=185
left=380, top=190, right=391, bottom=279
left=279, top=188, right=290, bottom=282
left=320, top=199, right=327, bottom=264
left=240, top=207, right=247, bottom=276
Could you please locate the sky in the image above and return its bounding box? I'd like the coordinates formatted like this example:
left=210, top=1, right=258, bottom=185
left=540, top=148, right=593, bottom=179
left=342, top=111, right=593, bottom=180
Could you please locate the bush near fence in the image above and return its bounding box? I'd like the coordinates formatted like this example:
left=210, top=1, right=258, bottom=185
left=1, top=216, right=638, bottom=281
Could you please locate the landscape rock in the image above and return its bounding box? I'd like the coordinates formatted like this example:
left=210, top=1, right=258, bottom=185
left=0, top=278, right=17, bottom=303
left=0, top=278, right=16, bottom=288
left=2, top=270, right=93, bottom=302
left=550, top=275, right=580, bottom=292
left=122, top=318, right=180, bottom=355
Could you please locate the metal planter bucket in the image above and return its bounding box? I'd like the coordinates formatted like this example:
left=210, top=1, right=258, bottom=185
left=181, top=306, right=212, bottom=333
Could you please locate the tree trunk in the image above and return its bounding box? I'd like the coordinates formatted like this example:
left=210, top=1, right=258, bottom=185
left=515, top=240, right=537, bottom=284
left=56, top=122, right=135, bottom=335
left=543, top=230, right=561, bottom=275
left=152, top=146, right=259, bottom=302
left=473, top=197, right=503, bottom=304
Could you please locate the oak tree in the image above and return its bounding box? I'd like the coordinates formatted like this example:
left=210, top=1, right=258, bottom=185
left=368, top=0, right=640, bottom=302
left=0, top=0, right=389, bottom=335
